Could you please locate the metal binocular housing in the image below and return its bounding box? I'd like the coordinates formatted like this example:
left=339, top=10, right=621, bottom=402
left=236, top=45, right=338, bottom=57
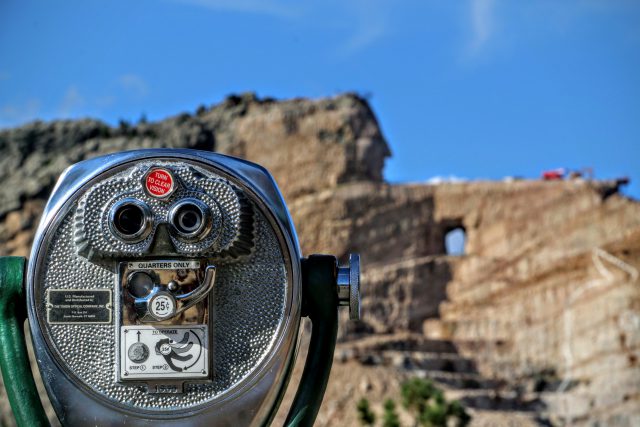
left=0, top=149, right=360, bottom=427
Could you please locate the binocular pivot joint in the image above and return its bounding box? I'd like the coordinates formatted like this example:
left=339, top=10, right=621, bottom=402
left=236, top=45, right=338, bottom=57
left=337, top=254, right=361, bottom=321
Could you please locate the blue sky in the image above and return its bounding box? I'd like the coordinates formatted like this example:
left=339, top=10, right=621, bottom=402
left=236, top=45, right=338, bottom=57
left=1, top=0, right=639, bottom=197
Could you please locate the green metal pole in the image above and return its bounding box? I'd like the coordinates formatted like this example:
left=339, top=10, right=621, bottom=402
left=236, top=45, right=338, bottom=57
left=285, top=255, right=338, bottom=427
left=0, top=257, right=49, bottom=427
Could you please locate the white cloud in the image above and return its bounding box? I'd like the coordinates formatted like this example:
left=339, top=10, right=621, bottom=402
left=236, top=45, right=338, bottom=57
left=467, top=0, right=496, bottom=57
left=118, top=74, right=149, bottom=98
left=171, top=0, right=388, bottom=55
left=172, top=0, right=302, bottom=19
left=425, top=175, right=468, bottom=184
left=339, top=0, right=390, bottom=55
left=58, top=85, right=85, bottom=116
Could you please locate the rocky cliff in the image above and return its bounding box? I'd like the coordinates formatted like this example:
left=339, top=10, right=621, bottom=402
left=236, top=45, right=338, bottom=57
left=0, top=93, right=638, bottom=426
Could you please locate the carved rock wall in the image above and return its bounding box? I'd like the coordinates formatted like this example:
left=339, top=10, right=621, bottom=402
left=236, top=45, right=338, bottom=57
left=0, top=93, right=638, bottom=426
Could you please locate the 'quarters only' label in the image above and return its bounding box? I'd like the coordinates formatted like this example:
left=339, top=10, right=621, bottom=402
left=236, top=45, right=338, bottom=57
left=128, top=260, right=201, bottom=270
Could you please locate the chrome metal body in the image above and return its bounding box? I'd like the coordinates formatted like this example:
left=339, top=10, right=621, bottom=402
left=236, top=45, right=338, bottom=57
left=26, top=149, right=302, bottom=426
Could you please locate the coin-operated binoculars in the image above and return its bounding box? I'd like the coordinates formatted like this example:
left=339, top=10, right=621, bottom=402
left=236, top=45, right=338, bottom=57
left=0, top=149, right=360, bottom=427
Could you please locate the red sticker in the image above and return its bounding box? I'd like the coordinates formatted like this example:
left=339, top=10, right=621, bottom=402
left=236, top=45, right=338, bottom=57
left=145, top=168, right=174, bottom=198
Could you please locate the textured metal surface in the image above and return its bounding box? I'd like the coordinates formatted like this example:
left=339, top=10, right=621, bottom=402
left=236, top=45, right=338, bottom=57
left=74, top=161, right=251, bottom=259
left=32, top=158, right=291, bottom=412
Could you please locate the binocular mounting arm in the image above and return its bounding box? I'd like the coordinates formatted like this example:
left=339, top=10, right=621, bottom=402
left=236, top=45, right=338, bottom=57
left=0, top=257, right=48, bottom=427
left=283, top=253, right=360, bottom=427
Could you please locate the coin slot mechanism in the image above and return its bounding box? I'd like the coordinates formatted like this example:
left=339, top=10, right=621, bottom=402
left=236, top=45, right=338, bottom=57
left=116, top=260, right=214, bottom=390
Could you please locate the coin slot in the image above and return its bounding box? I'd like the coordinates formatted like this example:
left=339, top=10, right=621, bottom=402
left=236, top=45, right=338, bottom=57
left=127, top=271, right=155, bottom=298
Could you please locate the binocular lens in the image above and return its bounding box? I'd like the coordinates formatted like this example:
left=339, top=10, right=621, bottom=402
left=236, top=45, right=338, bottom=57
left=115, top=205, right=145, bottom=235
left=109, top=199, right=152, bottom=242
left=176, top=206, right=202, bottom=233
left=169, top=199, right=210, bottom=240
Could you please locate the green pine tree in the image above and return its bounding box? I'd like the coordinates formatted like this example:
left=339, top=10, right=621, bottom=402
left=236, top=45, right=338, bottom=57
left=401, top=378, right=470, bottom=427
left=382, top=399, right=401, bottom=427
left=357, top=398, right=376, bottom=426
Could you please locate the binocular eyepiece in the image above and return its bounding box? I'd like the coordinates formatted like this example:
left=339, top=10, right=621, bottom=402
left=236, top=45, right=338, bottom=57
left=6, top=149, right=360, bottom=427
left=168, top=198, right=210, bottom=239
left=110, top=197, right=213, bottom=243
left=110, top=198, right=153, bottom=241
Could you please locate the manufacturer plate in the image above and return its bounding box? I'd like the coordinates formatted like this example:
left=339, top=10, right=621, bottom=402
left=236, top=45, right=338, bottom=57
left=120, top=325, right=209, bottom=380
left=46, top=289, right=112, bottom=324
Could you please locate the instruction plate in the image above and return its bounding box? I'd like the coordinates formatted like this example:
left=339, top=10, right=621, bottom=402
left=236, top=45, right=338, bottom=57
left=120, top=325, right=209, bottom=380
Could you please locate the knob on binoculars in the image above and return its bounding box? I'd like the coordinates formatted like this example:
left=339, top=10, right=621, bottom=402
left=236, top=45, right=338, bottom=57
left=0, top=149, right=361, bottom=427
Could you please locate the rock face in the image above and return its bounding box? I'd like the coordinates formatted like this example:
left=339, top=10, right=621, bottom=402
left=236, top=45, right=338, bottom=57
left=0, top=93, right=638, bottom=426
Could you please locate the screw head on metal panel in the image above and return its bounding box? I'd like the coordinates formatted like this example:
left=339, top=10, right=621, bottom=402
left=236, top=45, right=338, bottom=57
left=337, top=254, right=361, bottom=320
